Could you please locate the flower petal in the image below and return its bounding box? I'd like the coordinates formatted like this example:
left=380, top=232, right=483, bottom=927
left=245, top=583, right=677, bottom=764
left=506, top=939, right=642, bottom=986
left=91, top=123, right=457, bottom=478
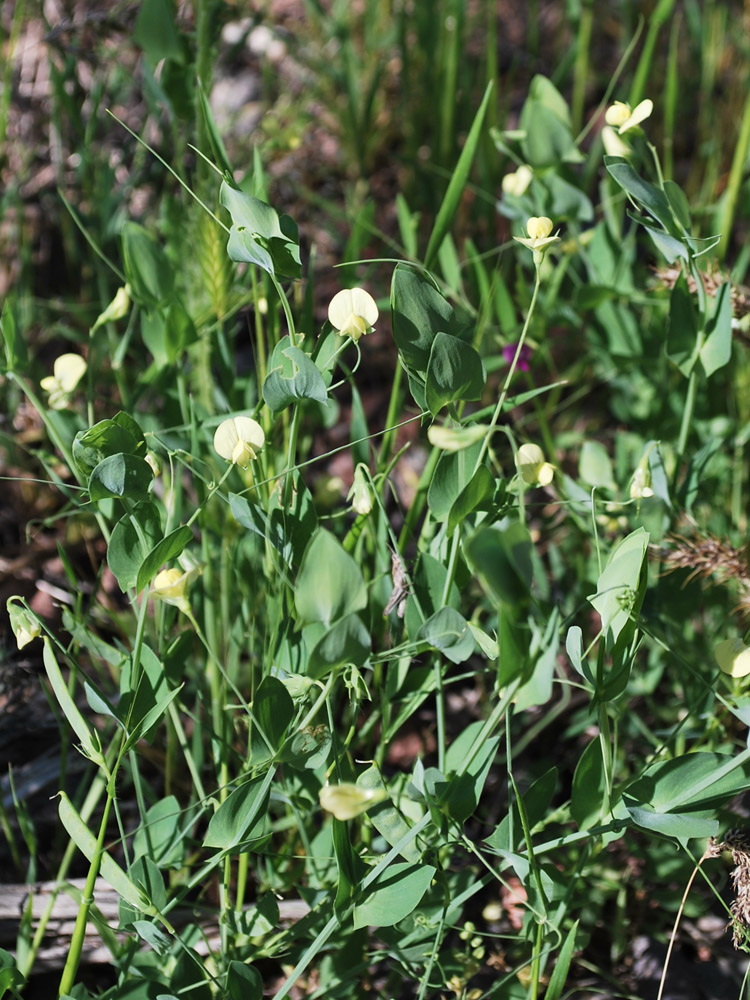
left=619, top=98, right=653, bottom=133
left=604, top=101, right=631, bottom=127
left=53, top=353, right=87, bottom=392
left=328, top=288, right=378, bottom=335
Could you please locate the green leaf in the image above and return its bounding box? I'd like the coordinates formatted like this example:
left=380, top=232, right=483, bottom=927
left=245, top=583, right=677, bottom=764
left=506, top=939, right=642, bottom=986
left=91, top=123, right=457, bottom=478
left=134, top=0, right=183, bottom=65
left=464, top=522, right=533, bottom=604
left=141, top=300, right=197, bottom=367
left=578, top=440, right=616, bottom=490
left=700, top=281, right=732, bottom=377
left=391, top=265, right=459, bottom=371
left=625, top=751, right=750, bottom=816
left=263, top=337, right=329, bottom=412
left=571, top=738, right=606, bottom=830
left=667, top=273, right=699, bottom=376
left=467, top=622, right=498, bottom=660
left=220, top=182, right=301, bottom=279
left=353, top=863, right=436, bottom=929
left=135, top=525, right=193, bottom=594
left=1, top=296, right=26, bottom=372
left=132, top=796, right=187, bottom=868
left=545, top=172, right=594, bottom=222
left=294, top=529, right=367, bottom=627
left=664, top=180, right=691, bottom=230
left=230, top=482, right=317, bottom=571
left=73, top=416, right=146, bottom=478
left=226, top=962, right=263, bottom=1000
left=280, top=724, right=331, bottom=770
left=444, top=722, right=500, bottom=822
left=604, top=157, right=676, bottom=234
left=496, top=605, right=528, bottom=685
left=43, top=640, right=104, bottom=766
left=108, top=502, right=162, bottom=592
left=57, top=792, right=162, bottom=918
left=513, top=614, right=558, bottom=711
left=588, top=527, right=649, bottom=645
left=631, top=214, right=689, bottom=264
left=545, top=921, right=580, bottom=1000
left=88, top=454, right=153, bottom=502
left=622, top=752, right=750, bottom=841
left=203, top=774, right=271, bottom=851
left=424, top=81, right=493, bottom=269
left=427, top=442, right=483, bottom=521
left=329, top=818, right=361, bottom=910
left=417, top=607, right=475, bottom=664
left=0, top=948, right=23, bottom=995
left=122, top=222, right=175, bottom=310
left=522, top=102, right=579, bottom=168
left=447, top=465, right=494, bottom=534
left=425, top=332, right=486, bottom=416
left=129, top=856, right=166, bottom=912
left=305, top=613, right=371, bottom=678
left=249, top=675, right=294, bottom=765
left=197, top=78, right=233, bottom=177
left=357, top=767, right=421, bottom=862
left=520, top=76, right=582, bottom=169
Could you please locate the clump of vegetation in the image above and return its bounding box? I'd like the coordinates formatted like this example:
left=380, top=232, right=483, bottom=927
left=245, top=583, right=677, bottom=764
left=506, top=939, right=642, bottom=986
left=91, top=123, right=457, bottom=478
left=2, top=2, right=750, bottom=998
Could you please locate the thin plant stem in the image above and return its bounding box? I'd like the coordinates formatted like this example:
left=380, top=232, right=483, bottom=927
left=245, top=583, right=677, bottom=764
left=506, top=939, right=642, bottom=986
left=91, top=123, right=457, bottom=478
left=57, top=791, right=114, bottom=997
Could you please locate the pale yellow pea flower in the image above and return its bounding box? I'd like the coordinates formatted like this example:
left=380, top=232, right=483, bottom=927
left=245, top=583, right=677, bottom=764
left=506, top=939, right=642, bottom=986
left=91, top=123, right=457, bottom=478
left=7, top=598, right=42, bottom=649
left=604, top=99, right=653, bottom=134
left=513, top=217, right=560, bottom=256
left=92, top=284, right=131, bottom=331
left=516, top=443, right=554, bottom=487
left=715, top=638, right=750, bottom=678
left=501, top=164, right=533, bottom=197
left=348, top=464, right=373, bottom=516
left=629, top=463, right=654, bottom=500
left=601, top=125, right=632, bottom=157
left=319, top=782, right=386, bottom=820
left=327, top=288, right=378, bottom=342
left=151, top=566, right=201, bottom=614
left=40, top=353, right=87, bottom=409
left=213, top=416, right=265, bottom=468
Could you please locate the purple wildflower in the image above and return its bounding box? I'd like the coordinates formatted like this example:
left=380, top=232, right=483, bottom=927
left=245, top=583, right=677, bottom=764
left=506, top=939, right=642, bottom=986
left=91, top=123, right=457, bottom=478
left=502, top=341, right=532, bottom=372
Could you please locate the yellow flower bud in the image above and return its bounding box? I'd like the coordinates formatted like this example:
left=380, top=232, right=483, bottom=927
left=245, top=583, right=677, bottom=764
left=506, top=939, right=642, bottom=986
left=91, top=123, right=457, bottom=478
left=715, top=639, right=750, bottom=678
left=516, top=443, right=554, bottom=487
left=348, top=464, right=373, bottom=516
left=92, top=285, right=131, bottom=331
left=513, top=217, right=560, bottom=257
left=151, top=565, right=200, bottom=614
left=7, top=598, right=42, bottom=649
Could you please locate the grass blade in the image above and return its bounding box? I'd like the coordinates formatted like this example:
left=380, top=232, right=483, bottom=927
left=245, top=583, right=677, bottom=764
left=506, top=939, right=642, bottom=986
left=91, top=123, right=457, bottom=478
left=424, top=81, right=493, bottom=271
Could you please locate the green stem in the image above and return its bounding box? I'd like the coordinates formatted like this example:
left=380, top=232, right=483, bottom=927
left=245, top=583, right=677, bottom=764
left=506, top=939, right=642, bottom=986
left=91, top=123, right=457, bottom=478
left=57, top=792, right=114, bottom=997
left=675, top=363, right=700, bottom=470
left=475, top=265, right=543, bottom=471
left=378, top=360, right=404, bottom=474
